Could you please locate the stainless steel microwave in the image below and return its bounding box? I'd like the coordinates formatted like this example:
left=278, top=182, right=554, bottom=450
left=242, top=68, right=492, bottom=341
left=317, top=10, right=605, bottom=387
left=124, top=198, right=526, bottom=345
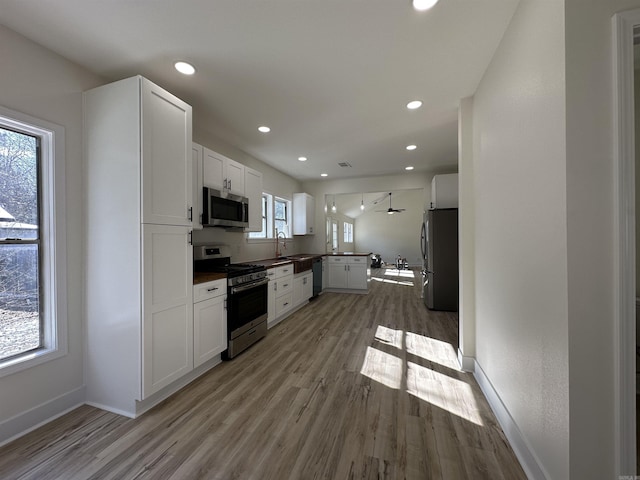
left=203, top=187, right=249, bottom=228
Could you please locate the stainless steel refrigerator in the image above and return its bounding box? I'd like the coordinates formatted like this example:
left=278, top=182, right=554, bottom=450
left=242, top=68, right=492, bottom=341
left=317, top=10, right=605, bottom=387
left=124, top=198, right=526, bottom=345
left=420, top=209, right=458, bottom=311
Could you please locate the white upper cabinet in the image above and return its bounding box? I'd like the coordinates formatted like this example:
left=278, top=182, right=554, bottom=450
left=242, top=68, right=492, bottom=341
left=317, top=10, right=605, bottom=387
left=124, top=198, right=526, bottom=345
left=141, top=78, right=192, bottom=226
left=430, top=173, right=458, bottom=209
left=202, top=147, right=225, bottom=191
left=203, top=147, right=245, bottom=196
left=293, top=193, right=315, bottom=235
left=225, top=158, right=245, bottom=196
left=245, top=166, right=263, bottom=232
left=191, top=143, right=204, bottom=230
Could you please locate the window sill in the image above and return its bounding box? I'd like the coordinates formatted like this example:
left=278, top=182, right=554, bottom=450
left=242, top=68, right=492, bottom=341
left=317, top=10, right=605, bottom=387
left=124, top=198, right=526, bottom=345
left=0, top=347, right=67, bottom=378
left=246, top=237, right=293, bottom=244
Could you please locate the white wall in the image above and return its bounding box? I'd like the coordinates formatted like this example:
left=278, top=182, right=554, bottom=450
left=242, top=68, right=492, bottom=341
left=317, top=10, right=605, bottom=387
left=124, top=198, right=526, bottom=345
left=355, top=189, right=423, bottom=266
left=471, top=1, right=569, bottom=478
left=301, top=172, right=447, bottom=257
left=472, top=0, right=640, bottom=478
left=564, top=0, right=640, bottom=477
left=0, top=26, right=103, bottom=443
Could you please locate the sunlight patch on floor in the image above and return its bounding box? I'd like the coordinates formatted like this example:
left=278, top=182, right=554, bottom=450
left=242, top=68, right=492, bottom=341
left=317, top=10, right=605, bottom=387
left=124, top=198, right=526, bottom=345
left=406, top=361, right=483, bottom=426
left=362, top=325, right=482, bottom=425
left=371, top=276, right=415, bottom=286
left=405, top=331, right=459, bottom=370
left=360, top=346, right=403, bottom=389
left=374, top=325, right=403, bottom=350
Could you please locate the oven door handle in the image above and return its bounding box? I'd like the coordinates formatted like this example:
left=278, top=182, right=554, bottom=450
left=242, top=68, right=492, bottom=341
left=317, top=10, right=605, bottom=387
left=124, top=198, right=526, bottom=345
left=230, top=277, right=269, bottom=294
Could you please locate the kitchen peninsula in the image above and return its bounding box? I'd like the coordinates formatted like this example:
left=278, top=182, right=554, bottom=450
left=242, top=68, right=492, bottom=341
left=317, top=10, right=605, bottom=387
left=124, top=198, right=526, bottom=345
left=325, top=252, right=371, bottom=294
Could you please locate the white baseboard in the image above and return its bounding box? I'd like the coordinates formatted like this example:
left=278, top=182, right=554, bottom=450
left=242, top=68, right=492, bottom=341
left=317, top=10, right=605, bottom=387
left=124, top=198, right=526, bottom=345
left=0, top=385, right=85, bottom=447
left=473, top=360, right=549, bottom=480
left=457, top=349, right=475, bottom=372
left=134, top=356, right=223, bottom=417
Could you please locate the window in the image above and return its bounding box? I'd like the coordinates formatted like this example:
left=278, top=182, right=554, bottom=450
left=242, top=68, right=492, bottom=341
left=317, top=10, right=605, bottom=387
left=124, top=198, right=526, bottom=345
left=0, top=106, right=66, bottom=375
left=343, top=222, right=353, bottom=243
left=332, top=220, right=338, bottom=251
left=247, top=193, right=271, bottom=239
left=274, top=197, right=289, bottom=237
left=246, top=193, right=291, bottom=239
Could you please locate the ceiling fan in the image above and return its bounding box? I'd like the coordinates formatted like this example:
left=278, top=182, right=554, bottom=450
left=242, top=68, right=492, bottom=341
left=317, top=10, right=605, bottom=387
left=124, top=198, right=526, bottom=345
left=376, top=192, right=406, bottom=214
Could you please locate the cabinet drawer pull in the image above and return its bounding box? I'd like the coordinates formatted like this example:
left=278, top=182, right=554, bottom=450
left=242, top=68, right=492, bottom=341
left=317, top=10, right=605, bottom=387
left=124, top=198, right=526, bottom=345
left=207, top=287, right=219, bottom=292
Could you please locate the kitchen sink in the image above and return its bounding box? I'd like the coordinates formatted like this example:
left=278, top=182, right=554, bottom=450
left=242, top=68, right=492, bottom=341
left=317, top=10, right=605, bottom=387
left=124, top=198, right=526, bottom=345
left=276, top=254, right=315, bottom=273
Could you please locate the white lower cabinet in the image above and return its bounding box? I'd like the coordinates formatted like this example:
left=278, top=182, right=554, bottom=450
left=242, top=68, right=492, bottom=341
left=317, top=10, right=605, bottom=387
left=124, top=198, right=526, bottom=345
left=141, top=224, right=194, bottom=399
left=326, top=255, right=369, bottom=292
left=193, top=279, right=227, bottom=368
left=293, top=271, right=313, bottom=307
left=267, top=265, right=294, bottom=327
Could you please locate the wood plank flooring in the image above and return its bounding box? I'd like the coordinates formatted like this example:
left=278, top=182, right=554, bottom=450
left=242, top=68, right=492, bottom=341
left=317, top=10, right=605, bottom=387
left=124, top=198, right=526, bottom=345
left=0, top=267, right=526, bottom=479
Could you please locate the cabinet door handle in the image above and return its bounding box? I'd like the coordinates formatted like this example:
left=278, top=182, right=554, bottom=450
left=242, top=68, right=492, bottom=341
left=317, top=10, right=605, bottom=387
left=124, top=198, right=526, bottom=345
left=188, top=206, right=193, bottom=221
left=228, top=179, right=231, bottom=190
left=223, top=178, right=228, bottom=190
left=207, top=287, right=218, bottom=292
left=188, top=231, right=193, bottom=245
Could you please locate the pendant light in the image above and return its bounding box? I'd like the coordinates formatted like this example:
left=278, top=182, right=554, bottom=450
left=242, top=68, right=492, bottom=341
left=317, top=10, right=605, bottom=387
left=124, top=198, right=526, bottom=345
left=360, top=193, right=365, bottom=211
left=331, top=195, right=337, bottom=213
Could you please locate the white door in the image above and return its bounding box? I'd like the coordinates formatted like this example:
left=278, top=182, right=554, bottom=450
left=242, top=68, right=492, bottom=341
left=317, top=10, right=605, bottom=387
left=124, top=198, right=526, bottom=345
left=193, top=294, right=227, bottom=367
left=142, top=224, right=193, bottom=398
left=141, top=78, right=192, bottom=226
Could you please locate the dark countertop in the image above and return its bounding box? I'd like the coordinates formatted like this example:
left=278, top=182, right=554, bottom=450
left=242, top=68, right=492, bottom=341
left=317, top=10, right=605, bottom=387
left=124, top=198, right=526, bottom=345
left=250, top=258, right=294, bottom=269
left=193, top=272, right=227, bottom=285
left=251, top=253, right=325, bottom=269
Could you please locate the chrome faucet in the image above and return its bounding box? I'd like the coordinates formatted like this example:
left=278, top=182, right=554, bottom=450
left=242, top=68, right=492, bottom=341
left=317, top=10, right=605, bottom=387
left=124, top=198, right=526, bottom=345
left=275, top=228, right=287, bottom=257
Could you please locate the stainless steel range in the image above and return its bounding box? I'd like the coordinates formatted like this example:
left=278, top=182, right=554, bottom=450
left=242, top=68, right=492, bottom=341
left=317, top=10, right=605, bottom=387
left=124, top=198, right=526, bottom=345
left=194, top=245, right=268, bottom=359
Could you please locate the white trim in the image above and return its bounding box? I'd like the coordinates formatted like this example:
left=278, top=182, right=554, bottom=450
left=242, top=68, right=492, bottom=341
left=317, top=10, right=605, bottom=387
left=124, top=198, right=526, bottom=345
left=0, top=386, right=84, bottom=447
left=612, top=10, right=639, bottom=476
left=0, top=106, right=68, bottom=377
left=473, top=360, right=549, bottom=480
left=457, top=348, right=474, bottom=372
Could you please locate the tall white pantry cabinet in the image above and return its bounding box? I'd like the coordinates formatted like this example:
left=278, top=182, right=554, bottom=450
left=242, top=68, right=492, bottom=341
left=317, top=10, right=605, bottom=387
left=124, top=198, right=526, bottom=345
left=84, top=76, right=194, bottom=417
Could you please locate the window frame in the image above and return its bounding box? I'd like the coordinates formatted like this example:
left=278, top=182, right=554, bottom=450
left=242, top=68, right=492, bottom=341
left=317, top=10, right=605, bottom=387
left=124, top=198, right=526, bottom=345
left=246, top=193, right=291, bottom=241
left=0, top=105, right=67, bottom=377
left=343, top=221, right=353, bottom=243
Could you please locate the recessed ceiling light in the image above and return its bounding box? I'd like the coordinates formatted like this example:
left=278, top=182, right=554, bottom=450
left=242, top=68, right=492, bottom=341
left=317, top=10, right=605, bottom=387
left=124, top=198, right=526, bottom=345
left=406, top=100, right=422, bottom=110
left=406, top=145, right=417, bottom=151
left=405, top=166, right=415, bottom=171
left=298, top=156, right=307, bottom=162
left=320, top=173, right=328, bottom=177
left=174, top=61, right=195, bottom=75
left=413, top=0, right=439, bottom=11
left=258, top=126, right=271, bottom=133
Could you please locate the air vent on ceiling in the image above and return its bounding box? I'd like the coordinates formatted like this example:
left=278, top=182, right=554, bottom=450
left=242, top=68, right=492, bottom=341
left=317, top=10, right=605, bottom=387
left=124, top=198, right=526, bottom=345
left=338, top=162, right=352, bottom=168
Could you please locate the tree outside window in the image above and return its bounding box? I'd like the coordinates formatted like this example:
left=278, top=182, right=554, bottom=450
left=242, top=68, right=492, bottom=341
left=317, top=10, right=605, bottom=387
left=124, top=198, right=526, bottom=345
left=0, top=127, right=41, bottom=361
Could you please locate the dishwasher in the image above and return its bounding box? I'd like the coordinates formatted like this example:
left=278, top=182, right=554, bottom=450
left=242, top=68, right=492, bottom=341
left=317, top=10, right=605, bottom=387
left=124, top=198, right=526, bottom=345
left=312, top=256, right=323, bottom=297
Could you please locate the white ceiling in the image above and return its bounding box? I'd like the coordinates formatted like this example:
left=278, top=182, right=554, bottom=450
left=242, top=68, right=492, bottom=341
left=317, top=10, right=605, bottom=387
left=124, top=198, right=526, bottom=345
left=0, top=0, right=518, bottom=180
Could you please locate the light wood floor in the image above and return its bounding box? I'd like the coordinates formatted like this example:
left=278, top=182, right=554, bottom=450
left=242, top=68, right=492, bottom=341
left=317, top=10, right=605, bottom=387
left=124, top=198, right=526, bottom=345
left=0, top=267, right=526, bottom=480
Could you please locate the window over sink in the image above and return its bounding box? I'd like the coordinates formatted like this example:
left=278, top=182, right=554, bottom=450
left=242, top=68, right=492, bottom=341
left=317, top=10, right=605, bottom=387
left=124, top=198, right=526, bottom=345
left=247, top=193, right=292, bottom=240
